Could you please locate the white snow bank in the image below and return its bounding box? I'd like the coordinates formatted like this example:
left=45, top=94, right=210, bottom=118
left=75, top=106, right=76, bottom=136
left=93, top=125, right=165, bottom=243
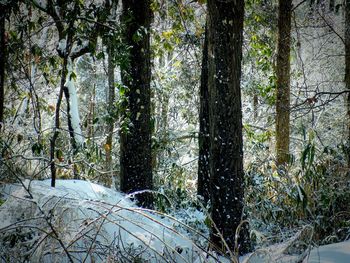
left=304, top=240, right=350, bottom=263
left=0, top=179, right=228, bottom=263
left=240, top=226, right=350, bottom=263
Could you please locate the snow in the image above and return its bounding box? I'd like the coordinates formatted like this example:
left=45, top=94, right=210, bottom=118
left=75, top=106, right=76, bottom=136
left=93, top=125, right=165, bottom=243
left=1, top=180, right=349, bottom=262
left=0, top=179, right=228, bottom=263
left=304, top=241, right=350, bottom=263
left=57, top=38, right=67, bottom=55
left=32, top=0, right=47, bottom=10
left=65, top=59, right=84, bottom=145
left=71, top=40, right=89, bottom=57
left=240, top=235, right=350, bottom=263
left=38, top=26, right=49, bottom=48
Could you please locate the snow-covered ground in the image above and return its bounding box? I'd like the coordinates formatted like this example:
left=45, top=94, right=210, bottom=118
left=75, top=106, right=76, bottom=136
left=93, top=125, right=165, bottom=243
left=0, top=179, right=227, bottom=263
left=1, top=179, right=349, bottom=263
left=241, top=240, right=350, bottom=263
left=304, top=240, right=350, bottom=263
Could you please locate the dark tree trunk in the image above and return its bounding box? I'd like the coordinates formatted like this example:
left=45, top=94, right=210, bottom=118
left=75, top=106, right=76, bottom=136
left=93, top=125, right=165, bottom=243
left=346, top=0, right=350, bottom=166
left=275, top=0, right=292, bottom=167
left=50, top=56, right=68, bottom=187
left=63, top=82, right=78, bottom=151
left=207, top=0, right=248, bottom=254
left=87, top=84, right=95, bottom=140
left=120, top=0, right=153, bottom=208
left=197, top=25, right=210, bottom=205
left=0, top=7, right=6, bottom=131
left=329, top=0, right=335, bottom=12
left=253, top=93, right=259, bottom=120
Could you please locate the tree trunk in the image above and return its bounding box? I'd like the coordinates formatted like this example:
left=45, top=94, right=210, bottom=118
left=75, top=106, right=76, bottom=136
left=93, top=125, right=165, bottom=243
left=207, top=0, right=248, bottom=254
left=63, top=86, right=78, bottom=150
left=50, top=56, right=68, bottom=187
left=253, top=93, right=259, bottom=120
left=120, top=0, right=153, bottom=208
left=105, top=45, right=115, bottom=187
left=346, top=0, right=350, bottom=166
left=275, top=0, right=292, bottom=167
left=87, top=84, right=95, bottom=139
left=197, top=24, right=210, bottom=205
left=0, top=7, right=6, bottom=131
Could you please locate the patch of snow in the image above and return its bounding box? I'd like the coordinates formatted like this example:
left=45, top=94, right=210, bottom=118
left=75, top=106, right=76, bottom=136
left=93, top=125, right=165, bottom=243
left=32, top=0, right=47, bottom=9
left=304, top=240, right=350, bottom=263
left=71, top=40, right=89, bottom=57
left=65, top=59, right=84, bottom=145
left=38, top=26, right=48, bottom=48
left=57, top=38, right=67, bottom=56
left=240, top=225, right=350, bottom=263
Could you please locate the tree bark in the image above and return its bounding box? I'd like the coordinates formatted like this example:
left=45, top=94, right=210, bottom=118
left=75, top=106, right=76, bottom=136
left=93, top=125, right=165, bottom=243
left=346, top=0, right=350, bottom=166
left=120, top=0, right=153, bottom=208
left=0, top=7, right=6, bottom=131
left=87, top=84, right=95, bottom=140
left=197, top=24, right=210, bottom=205
left=275, top=0, right=292, bottom=167
left=63, top=82, right=78, bottom=151
left=207, top=0, right=248, bottom=253
left=50, top=56, right=68, bottom=187
left=105, top=45, right=115, bottom=187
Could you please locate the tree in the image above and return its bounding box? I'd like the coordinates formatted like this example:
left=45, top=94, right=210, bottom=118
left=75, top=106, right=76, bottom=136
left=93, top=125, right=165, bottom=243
left=275, top=0, right=292, bottom=167
left=207, top=0, right=248, bottom=253
left=0, top=3, right=7, bottom=131
left=104, top=45, right=115, bottom=187
left=27, top=0, right=106, bottom=186
left=120, top=0, right=153, bottom=208
left=103, top=0, right=119, bottom=187
left=346, top=0, right=350, bottom=166
left=197, top=24, right=210, bottom=205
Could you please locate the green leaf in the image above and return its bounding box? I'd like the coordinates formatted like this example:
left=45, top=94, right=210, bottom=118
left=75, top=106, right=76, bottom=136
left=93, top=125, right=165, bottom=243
left=298, top=186, right=308, bottom=209
left=96, top=51, right=105, bottom=60
left=163, top=41, right=173, bottom=52
left=31, top=142, right=43, bottom=155
left=49, top=56, right=57, bottom=68
left=70, top=71, right=77, bottom=81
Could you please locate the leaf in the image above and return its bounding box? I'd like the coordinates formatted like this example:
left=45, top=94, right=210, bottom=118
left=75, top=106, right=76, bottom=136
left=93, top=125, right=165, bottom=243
left=31, top=142, right=43, bottom=155
left=301, top=143, right=311, bottom=170
left=298, top=186, right=308, bottom=209
left=49, top=56, right=57, bottom=68
left=308, top=144, right=315, bottom=166
left=204, top=216, right=211, bottom=228
left=70, top=71, right=77, bottom=81
left=103, top=143, right=111, bottom=152
left=163, top=41, right=173, bottom=52
left=96, top=51, right=105, bottom=60
left=161, top=30, right=173, bottom=40
left=48, top=104, right=55, bottom=112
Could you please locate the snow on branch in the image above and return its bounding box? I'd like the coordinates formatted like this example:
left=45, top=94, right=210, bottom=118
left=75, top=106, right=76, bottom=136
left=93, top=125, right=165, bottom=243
left=64, top=58, right=84, bottom=145
left=30, top=0, right=47, bottom=12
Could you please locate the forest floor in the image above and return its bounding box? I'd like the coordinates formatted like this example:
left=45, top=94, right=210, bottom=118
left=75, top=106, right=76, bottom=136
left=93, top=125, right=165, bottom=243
left=0, top=179, right=349, bottom=262
left=304, top=240, right=350, bottom=263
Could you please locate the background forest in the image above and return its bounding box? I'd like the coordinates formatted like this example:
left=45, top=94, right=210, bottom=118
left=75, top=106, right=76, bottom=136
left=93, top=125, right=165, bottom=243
left=1, top=0, right=350, bottom=262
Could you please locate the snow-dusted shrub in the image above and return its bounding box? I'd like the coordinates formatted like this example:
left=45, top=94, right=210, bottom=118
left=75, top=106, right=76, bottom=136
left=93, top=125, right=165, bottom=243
left=245, top=137, right=350, bottom=247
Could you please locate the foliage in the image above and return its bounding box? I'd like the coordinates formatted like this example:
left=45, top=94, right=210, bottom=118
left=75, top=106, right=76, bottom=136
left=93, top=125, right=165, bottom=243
left=245, top=128, right=350, bottom=246
left=1, top=0, right=349, bottom=259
